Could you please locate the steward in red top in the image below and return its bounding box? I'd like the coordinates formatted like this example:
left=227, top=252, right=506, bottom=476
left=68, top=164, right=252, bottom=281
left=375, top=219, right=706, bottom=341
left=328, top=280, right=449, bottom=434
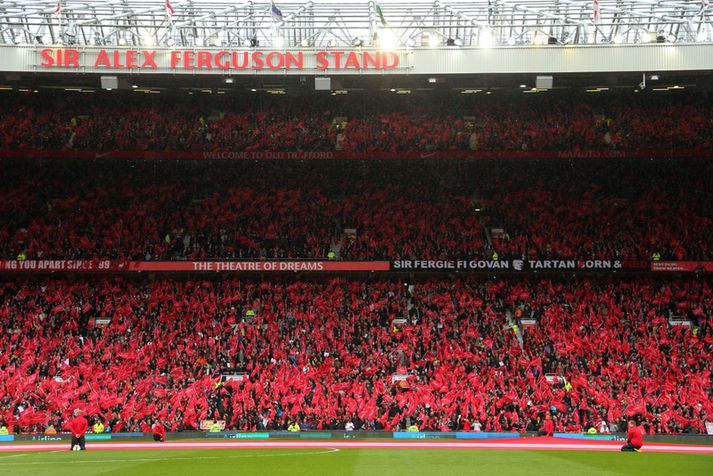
left=153, top=421, right=166, bottom=442
left=68, top=409, right=88, bottom=451
left=621, top=420, right=644, bottom=452
left=537, top=413, right=555, bottom=436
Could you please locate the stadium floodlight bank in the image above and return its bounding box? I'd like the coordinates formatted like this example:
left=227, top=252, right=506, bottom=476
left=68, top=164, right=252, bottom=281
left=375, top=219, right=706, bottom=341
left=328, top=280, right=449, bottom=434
left=1, top=1, right=712, bottom=76
left=0, top=0, right=711, bottom=49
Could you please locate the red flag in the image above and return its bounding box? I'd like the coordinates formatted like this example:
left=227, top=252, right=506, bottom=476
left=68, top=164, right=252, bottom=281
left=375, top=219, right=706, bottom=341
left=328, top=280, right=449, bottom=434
left=625, top=402, right=645, bottom=417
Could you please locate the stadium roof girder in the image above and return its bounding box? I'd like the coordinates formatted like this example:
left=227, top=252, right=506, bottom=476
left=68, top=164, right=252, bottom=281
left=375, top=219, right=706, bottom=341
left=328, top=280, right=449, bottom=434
left=0, top=1, right=711, bottom=48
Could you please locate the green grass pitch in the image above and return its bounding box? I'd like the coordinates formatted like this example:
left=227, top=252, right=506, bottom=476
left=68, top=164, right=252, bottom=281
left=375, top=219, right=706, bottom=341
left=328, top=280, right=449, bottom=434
left=1, top=448, right=712, bottom=476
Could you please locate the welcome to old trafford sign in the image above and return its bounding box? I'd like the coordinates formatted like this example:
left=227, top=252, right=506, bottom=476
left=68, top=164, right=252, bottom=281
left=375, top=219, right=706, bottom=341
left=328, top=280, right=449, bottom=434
left=38, top=48, right=401, bottom=71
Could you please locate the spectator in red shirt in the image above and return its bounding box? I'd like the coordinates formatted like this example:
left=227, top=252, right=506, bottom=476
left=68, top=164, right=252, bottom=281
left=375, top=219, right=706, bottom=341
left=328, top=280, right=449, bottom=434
left=621, top=420, right=644, bottom=452
left=68, top=409, right=88, bottom=451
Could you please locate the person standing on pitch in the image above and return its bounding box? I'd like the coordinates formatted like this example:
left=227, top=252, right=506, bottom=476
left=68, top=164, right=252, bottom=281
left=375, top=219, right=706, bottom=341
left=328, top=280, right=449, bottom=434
left=69, top=409, right=89, bottom=451
left=620, top=420, right=644, bottom=452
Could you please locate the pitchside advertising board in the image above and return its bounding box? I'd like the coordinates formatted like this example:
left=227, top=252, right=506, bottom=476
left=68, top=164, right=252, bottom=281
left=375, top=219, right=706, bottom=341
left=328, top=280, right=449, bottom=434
left=0, top=259, right=710, bottom=273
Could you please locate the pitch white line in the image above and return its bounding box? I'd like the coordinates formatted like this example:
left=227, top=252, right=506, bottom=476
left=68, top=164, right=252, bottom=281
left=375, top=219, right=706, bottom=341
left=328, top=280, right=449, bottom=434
left=0, top=453, right=29, bottom=459
left=0, top=448, right=340, bottom=465
left=0, top=441, right=711, bottom=454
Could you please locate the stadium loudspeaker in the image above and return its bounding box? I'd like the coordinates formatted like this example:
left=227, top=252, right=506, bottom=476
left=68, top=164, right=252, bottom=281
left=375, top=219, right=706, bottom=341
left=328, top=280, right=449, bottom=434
left=100, top=76, right=119, bottom=90
left=315, top=77, right=331, bottom=91
left=536, top=75, right=553, bottom=90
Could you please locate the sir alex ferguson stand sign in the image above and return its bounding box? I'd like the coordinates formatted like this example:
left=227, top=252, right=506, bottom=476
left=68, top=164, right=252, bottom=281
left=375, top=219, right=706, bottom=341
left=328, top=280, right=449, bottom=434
left=37, top=48, right=403, bottom=73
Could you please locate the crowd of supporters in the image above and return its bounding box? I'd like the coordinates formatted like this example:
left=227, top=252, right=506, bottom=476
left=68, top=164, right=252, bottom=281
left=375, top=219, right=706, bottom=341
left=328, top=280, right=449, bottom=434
left=0, top=276, right=710, bottom=434
left=2, top=89, right=712, bottom=439
left=1, top=91, right=712, bottom=152
left=1, top=158, right=712, bottom=262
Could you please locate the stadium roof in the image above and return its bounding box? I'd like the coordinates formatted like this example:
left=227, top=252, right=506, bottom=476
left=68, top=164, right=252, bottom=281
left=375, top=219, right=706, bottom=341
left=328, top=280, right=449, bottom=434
left=0, top=0, right=711, bottom=49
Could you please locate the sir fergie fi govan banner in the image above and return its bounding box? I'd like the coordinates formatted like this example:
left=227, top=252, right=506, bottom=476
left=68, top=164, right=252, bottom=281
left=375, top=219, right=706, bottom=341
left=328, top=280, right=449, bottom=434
left=38, top=48, right=401, bottom=71
left=391, top=259, right=645, bottom=271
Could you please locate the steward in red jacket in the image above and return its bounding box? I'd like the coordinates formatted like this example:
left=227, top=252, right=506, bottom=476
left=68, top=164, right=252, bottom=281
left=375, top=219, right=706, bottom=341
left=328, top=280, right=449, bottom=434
left=537, top=413, right=555, bottom=436
left=68, top=409, right=88, bottom=451
left=621, top=420, right=644, bottom=452
left=153, top=422, right=166, bottom=442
